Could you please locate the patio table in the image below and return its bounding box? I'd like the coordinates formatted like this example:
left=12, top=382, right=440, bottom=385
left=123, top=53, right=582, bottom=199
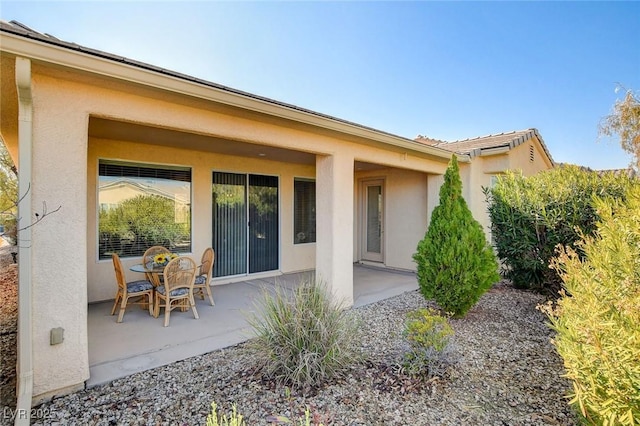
left=130, top=262, right=191, bottom=312
left=130, top=263, right=165, bottom=287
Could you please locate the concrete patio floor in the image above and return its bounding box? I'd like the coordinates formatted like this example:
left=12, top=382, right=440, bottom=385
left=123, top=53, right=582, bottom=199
left=86, top=264, right=418, bottom=388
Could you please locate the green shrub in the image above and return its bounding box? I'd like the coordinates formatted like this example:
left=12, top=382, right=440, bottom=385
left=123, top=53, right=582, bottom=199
left=543, top=185, right=640, bottom=425
left=247, top=278, right=361, bottom=391
left=485, top=164, right=634, bottom=294
left=413, top=155, right=499, bottom=317
left=401, top=308, right=455, bottom=378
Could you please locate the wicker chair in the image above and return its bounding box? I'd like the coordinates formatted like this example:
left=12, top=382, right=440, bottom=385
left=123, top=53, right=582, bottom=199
left=193, top=247, right=215, bottom=306
left=154, top=256, right=199, bottom=327
left=142, top=245, right=170, bottom=286
left=110, top=253, right=154, bottom=323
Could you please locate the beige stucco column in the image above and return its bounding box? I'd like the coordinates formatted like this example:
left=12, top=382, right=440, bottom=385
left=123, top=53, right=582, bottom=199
left=30, top=83, right=89, bottom=402
left=426, top=173, right=444, bottom=226
left=315, top=152, right=354, bottom=306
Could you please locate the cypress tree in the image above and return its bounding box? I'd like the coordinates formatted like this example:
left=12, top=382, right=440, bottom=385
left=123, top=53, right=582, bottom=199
left=413, top=155, right=499, bottom=317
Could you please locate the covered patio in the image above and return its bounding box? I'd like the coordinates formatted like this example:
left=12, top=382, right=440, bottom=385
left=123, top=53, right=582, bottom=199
left=87, top=264, right=418, bottom=388
left=1, top=22, right=455, bottom=403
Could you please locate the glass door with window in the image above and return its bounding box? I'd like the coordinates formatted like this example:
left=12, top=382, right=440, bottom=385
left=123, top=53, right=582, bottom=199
left=212, top=172, right=279, bottom=278
left=361, top=179, right=384, bottom=262
left=248, top=174, right=279, bottom=273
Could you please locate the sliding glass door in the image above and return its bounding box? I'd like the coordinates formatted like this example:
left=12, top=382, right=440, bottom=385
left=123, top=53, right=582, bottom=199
left=212, top=173, right=247, bottom=277
left=212, top=172, right=279, bottom=278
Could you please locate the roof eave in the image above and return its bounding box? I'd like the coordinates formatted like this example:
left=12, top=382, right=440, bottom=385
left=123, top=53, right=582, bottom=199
left=0, top=29, right=467, bottom=163
left=466, top=129, right=554, bottom=166
left=477, top=145, right=510, bottom=157
left=510, top=129, right=555, bottom=167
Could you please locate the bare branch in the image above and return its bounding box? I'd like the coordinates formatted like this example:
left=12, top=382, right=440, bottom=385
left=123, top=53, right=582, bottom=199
left=0, top=184, right=62, bottom=247
left=18, top=201, right=62, bottom=232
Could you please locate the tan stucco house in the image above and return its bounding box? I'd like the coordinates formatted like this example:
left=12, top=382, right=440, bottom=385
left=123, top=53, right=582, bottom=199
left=0, top=20, right=554, bottom=407
left=416, top=129, right=555, bottom=235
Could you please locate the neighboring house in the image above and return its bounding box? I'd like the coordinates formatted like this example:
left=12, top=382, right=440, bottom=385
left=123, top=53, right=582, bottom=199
left=98, top=178, right=190, bottom=222
left=576, top=164, right=638, bottom=179
left=0, top=20, right=554, bottom=404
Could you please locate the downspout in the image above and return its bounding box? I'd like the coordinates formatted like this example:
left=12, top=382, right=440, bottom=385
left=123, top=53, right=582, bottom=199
left=14, top=57, right=33, bottom=426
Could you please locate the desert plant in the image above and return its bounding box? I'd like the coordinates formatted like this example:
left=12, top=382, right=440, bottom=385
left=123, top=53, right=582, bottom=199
left=266, top=410, right=325, bottom=426
left=206, top=401, right=245, bottom=426
left=543, top=185, right=640, bottom=425
left=266, top=388, right=329, bottom=426
left=401, top=308, right=456, bottom=378
left=413, top=154, right=499, bottom=317
left=206, top=400, right=325, bottom=426
left=247, top=278, right=362, bottom=391
left=485, top=164, right=635, bottom=294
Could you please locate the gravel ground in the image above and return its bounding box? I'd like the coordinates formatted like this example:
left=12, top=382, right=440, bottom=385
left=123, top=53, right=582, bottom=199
left=0, top=244, right=17, bottom=410
left=4, top=279, right=577, bottom=426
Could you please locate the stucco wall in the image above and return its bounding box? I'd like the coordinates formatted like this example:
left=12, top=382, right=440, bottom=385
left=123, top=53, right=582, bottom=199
left=458, top=162, right=472, bottom=205
left=467, top=139, right=554, bottom=239
left=8, top=57, right=452, bottom=402
left=29, top=72, right=91, bottom=401
left=480, top=154, right=510, bottom=174
left=509, top=139, right=553, bottom=175
left=354, top=168, right=429, bottom=271
left=467, top=155, right=509, bottom=236
left=316, top=152, right=355, bottom=304
left=87, top=138, right=317, bottom=302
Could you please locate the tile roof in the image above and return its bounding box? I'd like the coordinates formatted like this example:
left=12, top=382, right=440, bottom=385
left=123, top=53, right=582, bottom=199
left=0, top=19, right=450, bottom=156
left=599, top=168, right=637, bottom=178
left=1, top=20, right=555, bottom=166
left=416, top=128, right=555, bottom=165
left=556, top=163, right=638, bottom=179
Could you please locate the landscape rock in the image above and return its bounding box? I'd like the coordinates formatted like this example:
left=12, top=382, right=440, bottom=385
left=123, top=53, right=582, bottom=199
left=0, top=277, right=577, bottom=425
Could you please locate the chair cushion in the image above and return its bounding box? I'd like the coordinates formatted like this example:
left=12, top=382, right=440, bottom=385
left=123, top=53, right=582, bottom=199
left=194, top=275, right=208, bottom=285
left=126, top=280, right=154, bottom=293
left=155, top=285, right=189, bottom=297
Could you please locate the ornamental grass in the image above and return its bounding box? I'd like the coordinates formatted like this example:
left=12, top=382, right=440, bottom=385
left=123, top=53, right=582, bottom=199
left=247, top=278, right=362, bottom=392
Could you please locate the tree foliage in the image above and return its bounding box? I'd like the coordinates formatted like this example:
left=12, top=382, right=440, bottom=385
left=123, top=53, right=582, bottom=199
left=485, top=165, right=635, bottom=294
left=0, top=139, right=18, bottom=244
left=413, top=155, right=499, bottom=317
left=543, top=185, right=640, bottom=425
left=0, top=138, right=61, bottom=248
left=599, top=87, right=640, bottom=171
left=99, top=194, right=190, bottom=257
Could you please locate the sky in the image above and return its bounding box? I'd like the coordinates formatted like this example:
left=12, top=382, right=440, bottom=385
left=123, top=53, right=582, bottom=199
left=2, top=1, right=639, bottom=170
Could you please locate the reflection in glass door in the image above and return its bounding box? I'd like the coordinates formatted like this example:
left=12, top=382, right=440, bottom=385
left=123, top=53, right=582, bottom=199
left=212, top=172, right=279, bottom=278
left=212, top=172, right=247, bottom=277
left=248, top=175, right=279, bottom=273
left=362, top=180, right=384, bottom=262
